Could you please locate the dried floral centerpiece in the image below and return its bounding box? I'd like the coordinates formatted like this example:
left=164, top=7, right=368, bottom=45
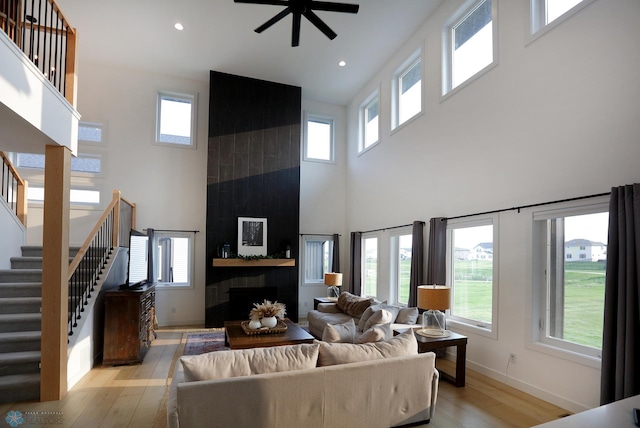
left=249, top=300, right=286, bottom=321
left=243, top=300, right=287, bottom=333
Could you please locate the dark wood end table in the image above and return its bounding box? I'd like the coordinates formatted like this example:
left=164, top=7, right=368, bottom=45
left=313, top=297, right=338, bottom=310
left=224, top=319, right=314, bottom=350
left=395, top=328, right=468, bottom=387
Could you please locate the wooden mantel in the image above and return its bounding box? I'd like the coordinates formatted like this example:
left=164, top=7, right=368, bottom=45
left=212, top=258, right=295, bottom=267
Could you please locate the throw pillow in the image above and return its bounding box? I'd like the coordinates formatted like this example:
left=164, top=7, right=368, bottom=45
left=396, top=307, right=419, bottom=324
left=322, top=318, right=356, bottom=343
left=358, top=304, right=402, bottom=331
left=180, top=343, right=319, bottom=382
left=317, top=330, right=418, bottom=366
left=363, top=308, right=393, bottom=331
left=355, top=323, right=392, bottom=343
left=336, top=292, right=374, bottom=318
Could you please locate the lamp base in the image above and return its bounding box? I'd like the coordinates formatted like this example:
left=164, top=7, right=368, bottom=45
left=416, top=328, right=451, bottom=338
left=327, top=286, right=340, bottom=298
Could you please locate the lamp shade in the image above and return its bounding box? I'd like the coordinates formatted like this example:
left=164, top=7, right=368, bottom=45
left=324, top=272, right=343, bottom=286
left=417, top=285, right=451, bottom=311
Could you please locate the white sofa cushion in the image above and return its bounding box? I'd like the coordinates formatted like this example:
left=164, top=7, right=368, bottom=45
left=179, top=343, right=319, bottom=382
left=355, top=323, right=392, bottom=343
left=317, top=330, right=417, bottom=366
left=396, top=307, right=419, bottom=324
left=322, top=318, right=356, bottom=343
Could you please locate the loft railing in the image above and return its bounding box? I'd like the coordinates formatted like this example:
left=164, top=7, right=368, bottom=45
left=0, top=151, right=28, bottom=226
left=0, top=0, right=77, bottom=105
left=67, top=190, right=136, bottom=337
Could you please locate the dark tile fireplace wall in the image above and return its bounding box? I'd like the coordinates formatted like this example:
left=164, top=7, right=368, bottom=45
left=205, top=71, right=301, bottom=327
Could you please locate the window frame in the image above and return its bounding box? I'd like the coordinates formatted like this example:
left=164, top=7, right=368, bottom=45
left=303, top=113, right=335, bottom=163
left=529, top=0, right=595, bottom=42
left=391, top=48, right=424, bottom=132
left=152, top=230, right=195, bottom=290
left=446, top=214, right=499, bottom=339
left=389, top=227, right=412, bottom=306
left=78, top=121, right=106, bottom=145
left=300, top=235, right=336, bottom=286
left=529, top=200, right=608, bottom=366
left=442, top=0, right=498, bottom=99
left=358, top=88, right=380, bottom=154
left=155, top=90, right=198, bottom=149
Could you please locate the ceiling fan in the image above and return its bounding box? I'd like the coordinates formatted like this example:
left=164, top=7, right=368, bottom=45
left=234, top=0, right=360, bottom=47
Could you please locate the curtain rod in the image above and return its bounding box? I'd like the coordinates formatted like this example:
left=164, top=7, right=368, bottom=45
left=144, top=229, right=199, bottom=233
left=358, top=221, right=424, bottom=235
left=300, top=233, right=342, bottom=237
left=445, top=192, right=611, bottom=221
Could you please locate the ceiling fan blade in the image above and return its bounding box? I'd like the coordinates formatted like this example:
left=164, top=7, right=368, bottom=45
left=303, top=10, right=337, bottom=40
left=255, top=8, right=291, bottom=33
left=309, top=1, right=359, bottom=14
left=234, top=0, right=289, bottom=6
left=292, top=12, right=301, bottom=47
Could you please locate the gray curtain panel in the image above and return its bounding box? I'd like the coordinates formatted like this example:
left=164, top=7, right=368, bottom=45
left=332, top=233, right=340, bottom=273
left=426, top=217, right=448, bottom=285
left=408, top=221, right=425, bottom=307
left=349, top=232, right=362, bottom=295
left=600, top=183, right=640, bottom=405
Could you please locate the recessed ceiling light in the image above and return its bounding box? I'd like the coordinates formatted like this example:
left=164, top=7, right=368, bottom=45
left=174, top=22, right=184, bottom=31
left=338, top=60, right=346, bottom=67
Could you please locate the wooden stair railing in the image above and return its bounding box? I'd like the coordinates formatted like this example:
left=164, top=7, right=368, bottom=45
left=67, top=190, right=136, bottom=337
left=0, top=151, right=27, bottom=226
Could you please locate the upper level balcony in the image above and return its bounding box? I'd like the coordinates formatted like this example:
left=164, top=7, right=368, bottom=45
left=0, top=0, right=80, bottom=156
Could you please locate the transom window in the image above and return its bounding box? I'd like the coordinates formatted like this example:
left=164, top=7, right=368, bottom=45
left=446, top=215, right=498, bottom=337
left=443, top=0, right=497, bottom=96
left=304, top=114, right=334, bottom=162
left=78, top=122, right=104, bottom=144
left=392, top=51, right=422, bottom=129
left=530, top=0, right=594, bottom=36
left=359, top=91, right=379, bottom=153
left=156, top=91, right=197, bottom=148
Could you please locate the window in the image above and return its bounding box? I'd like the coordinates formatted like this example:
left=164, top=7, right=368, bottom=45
left=390, top=230, right=412, bottom=305
left=78, top=121, right=104, bottom=143
left=304, top=114, right=334, bottom=162
left=392, top=51, right=422, bottom=129
left=532, top=204, right=608, bottom=359
left=447, top=215, right=498, bottom=336
left=359, top=90, right=379, bottom=153
left=16, top=153, right=102, bottom=175
left=530, top=0, right=594, bottom=36
left=443, top=0, right=497, bottom=96
left=301, top=235, right=336, bottom=285
left=362, top=234, right=379, bottom=297
left=27, top=186, right=100, bottom=205
left=156, top=91, right=197, bottom=148
left=153, top=231, right=195, bottom=288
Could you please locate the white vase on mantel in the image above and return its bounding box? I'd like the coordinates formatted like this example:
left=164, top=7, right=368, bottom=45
left=261, top=316, right=277, bottom=328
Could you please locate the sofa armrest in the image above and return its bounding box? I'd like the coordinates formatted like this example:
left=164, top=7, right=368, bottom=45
left=317, top=302, right=342, bottom=313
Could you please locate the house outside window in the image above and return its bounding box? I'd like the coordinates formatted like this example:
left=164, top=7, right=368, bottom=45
left=392, top=50, right=422, bottom=130
left=301, top=235, right=335, bottom=285
left=446, top=215, right=498, bottom=338
left=304, top=114, right=335, bottom=162
left=443, top=0, right=497, bottom=96
left=156, top=91, right=197, bottom=149
left=531, top=203, right=608, bottom=361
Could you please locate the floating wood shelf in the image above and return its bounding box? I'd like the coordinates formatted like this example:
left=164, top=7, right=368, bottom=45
left=212, top=258, right=295, bottom=267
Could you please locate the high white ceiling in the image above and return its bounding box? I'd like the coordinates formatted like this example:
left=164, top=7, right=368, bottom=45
left=56, top=0, right=443, bottom=105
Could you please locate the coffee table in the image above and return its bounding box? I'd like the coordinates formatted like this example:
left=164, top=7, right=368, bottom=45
left=224, top=319, right=314, bottom=350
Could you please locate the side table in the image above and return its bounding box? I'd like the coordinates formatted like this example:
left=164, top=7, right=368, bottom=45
left=395, top=328, right=468, bottom=387
left=313, top=297, right=337, bottom=310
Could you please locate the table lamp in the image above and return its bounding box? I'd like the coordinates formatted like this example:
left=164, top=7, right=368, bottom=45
left=324, top=273, right=342, bottom=298
left=417, top=285, right=451, bottom=338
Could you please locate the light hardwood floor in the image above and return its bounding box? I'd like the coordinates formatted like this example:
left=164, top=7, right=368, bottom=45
left=0, top=327, right=570, bottom=427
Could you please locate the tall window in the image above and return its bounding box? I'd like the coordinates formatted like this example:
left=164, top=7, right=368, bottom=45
left=362, top=235, right=379, bottom=297
left=153, top=231, right=194, bottom=288
left=304, top=114, right=334, bottom=162
left=156, top=91, right=197, bottom=148
left=302, top=235, right=335, bottom=285
left=392, top=52, right=422, bottom=129
left=359, top=91, right=379, bottom=153
left=533, top=203, right=608, bottom=358
left=391, top=231, right=412, bottom=305
left=447, top=215, right=498, bottom=336
left=530, top=0, right=593, bottom=35
left=443, top=0, right=496, bottom=95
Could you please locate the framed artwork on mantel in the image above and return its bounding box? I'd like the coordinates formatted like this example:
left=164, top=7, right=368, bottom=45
left=237, top=217, right=268, bottom=256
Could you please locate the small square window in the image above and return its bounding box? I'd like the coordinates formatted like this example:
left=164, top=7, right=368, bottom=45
left=156, top=91, right=197, bottom=148
left=153, top=231, right=194, bottom=288
left=304, top=114, right=334, bottom=162
left=78, top=122, right=104, bottom=143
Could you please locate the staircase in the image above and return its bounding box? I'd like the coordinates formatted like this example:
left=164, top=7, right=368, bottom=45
left=0, top=245, right=78, bottom=403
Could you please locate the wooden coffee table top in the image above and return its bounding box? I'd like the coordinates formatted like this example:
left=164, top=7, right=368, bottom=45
left=224, top=319, right=314, bottom=350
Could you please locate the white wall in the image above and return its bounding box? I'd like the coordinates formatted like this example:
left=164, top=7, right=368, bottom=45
left=0, top=199, right=25, bottom=269
left=69, top=61, right=209, bottom=327
left=299, top=100, right=348, bottom=318
left=344, top=0, right=640, bottom=412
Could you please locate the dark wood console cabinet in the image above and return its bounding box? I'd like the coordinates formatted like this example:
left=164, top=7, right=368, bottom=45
left=103, top=283, right=156, bottom=366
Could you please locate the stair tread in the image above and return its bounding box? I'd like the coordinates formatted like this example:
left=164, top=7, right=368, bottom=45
left=0, top=297, right=41, bottom=303
left=0, top=331, right=41, bottom=341
left=0, top=350, right=40, bottom=363
left=0, top=313, right=41, bottom=321
left=0, top=373, right=39, bottom=387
